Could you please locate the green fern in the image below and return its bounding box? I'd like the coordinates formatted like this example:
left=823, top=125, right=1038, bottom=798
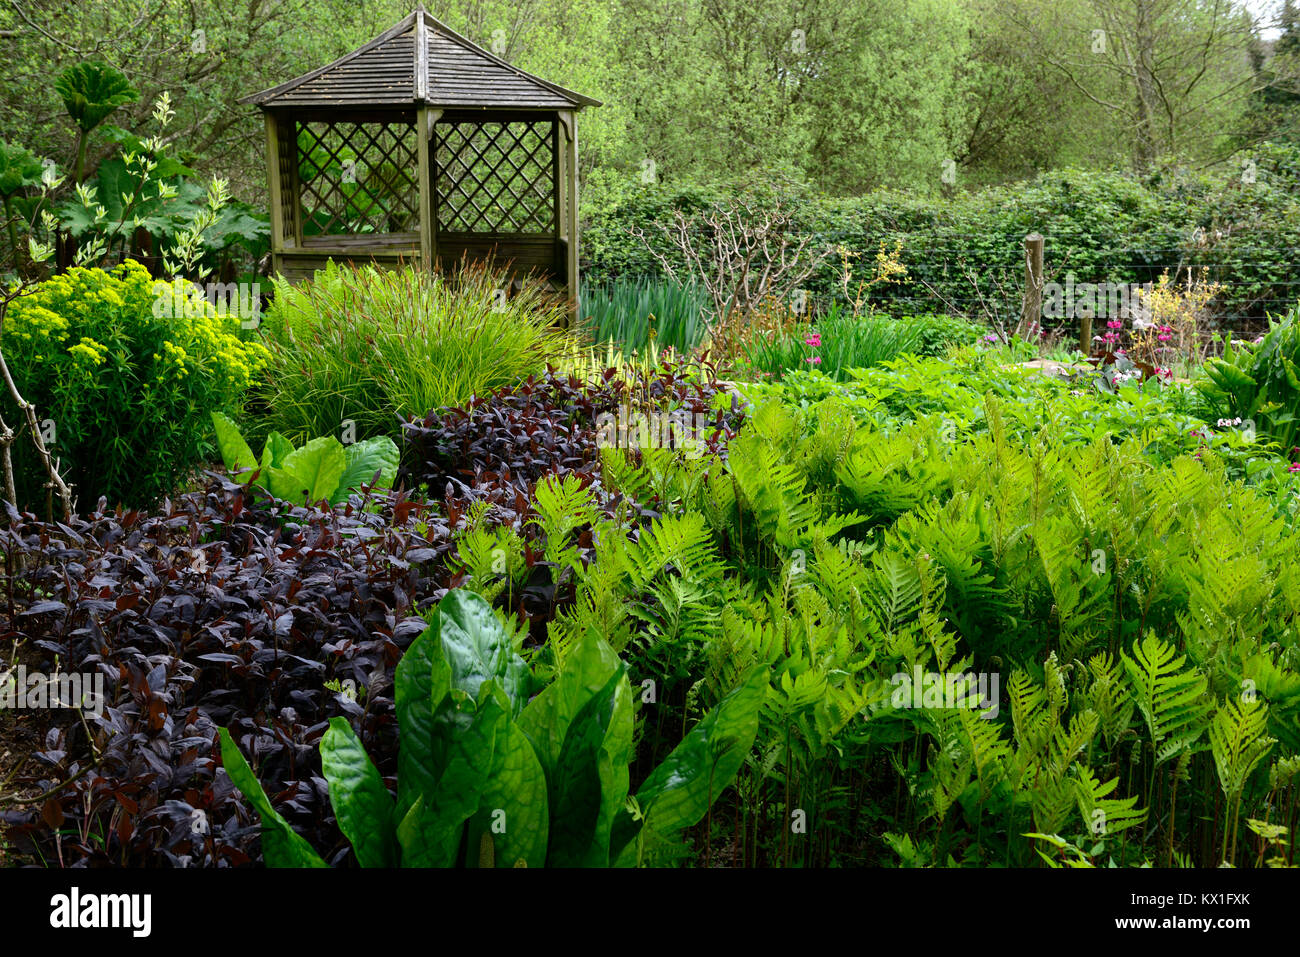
left=1122, top=633, right=1212, bottom=766
left=1073, top=765, right=1147, bottom=839
left=1082, top=652, right=1136, bottom=749
left=529, top=473, right=599, bottom=575
left=1008, top=670, right=1052, bottom=760
left=1209, top=696, right=1276, bottom=804
left=1209, top=696, right=1277, bottom=863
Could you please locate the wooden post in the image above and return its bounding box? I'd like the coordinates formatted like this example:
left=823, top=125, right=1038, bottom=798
left=1020, top=232, right=1044, bottom=341
left=552, top=115, right=563, bottom=296
left=559, top=110, right=579, bottom=320
left=417, top=107, right=434, bottom=271
left=264, top=113, right=284, bottom=277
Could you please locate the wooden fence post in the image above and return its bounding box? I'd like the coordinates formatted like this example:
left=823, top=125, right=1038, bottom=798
left=1020, top=232, right=1044, bottom=340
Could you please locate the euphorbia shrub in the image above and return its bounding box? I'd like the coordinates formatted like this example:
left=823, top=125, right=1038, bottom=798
left=1, top=260, right=269, bottom=510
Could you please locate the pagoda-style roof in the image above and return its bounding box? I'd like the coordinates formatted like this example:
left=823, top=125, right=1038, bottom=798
left=240, top=8, right=601, bottom=110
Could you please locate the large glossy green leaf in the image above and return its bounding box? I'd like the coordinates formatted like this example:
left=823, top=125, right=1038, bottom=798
left=400, top=688, right=507, bottom=867
left=392, top=591, right=544, bottom=866
left=205, top=198, right=270, bottom=249
left=434, top=590, right=530, bottom=711
left=262, top=432, right=294, bottom=469
left=518, top=634, right=621, bottom=767
left=252, top=432, right=294, bottom=495
left=60, top=158, right=173, bottom=237
left=0, top=139, right=44, bottom=197
left=333, top=436, right=400, bottom=504
left=611, top=668, right=767, bottom=864
left=394, top=619, right=449, bottom=818
left=218, top=727, right=328, bottom=868
left=468, top=718, right=549, bottom=867
left=266, top=436, right=347, bottom=504
left=210, top=411, right=256, bottom=477
left=591, top=673, right=636, bottom=866
left=518, top=635, right=633, bottom=866
left=320, top=717, right=397, bottom=868
left=550, top=668, right=632, bottom=866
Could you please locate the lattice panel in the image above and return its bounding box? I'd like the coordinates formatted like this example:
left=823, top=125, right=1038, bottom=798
left=435, top=120, right=556, bottom=234
left=296, top=120, right=419, bottom=236
left=276, top=124, right=296, bottom=241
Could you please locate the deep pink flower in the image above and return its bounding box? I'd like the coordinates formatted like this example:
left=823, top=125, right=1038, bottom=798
left=805, top=333, right=822, bottom=347
left=805, top=356, right=821, bottom=365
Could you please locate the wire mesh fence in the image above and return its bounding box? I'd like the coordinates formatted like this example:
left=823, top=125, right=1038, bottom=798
left=856, top=254, right=1299, bottom=336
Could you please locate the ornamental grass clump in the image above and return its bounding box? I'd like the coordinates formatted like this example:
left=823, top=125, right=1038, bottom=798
left=1, top=259, right=269, bottom=511
left=739, top=302, right=929, bottom=381
left=254, top=261, right=575, bottom=447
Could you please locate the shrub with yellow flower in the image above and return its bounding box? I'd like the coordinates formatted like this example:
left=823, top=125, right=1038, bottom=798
left=2, top=260, right=268, bottom=508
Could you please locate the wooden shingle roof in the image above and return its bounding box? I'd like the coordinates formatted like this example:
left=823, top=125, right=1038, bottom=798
left=240, top=8, right=600, bottom=110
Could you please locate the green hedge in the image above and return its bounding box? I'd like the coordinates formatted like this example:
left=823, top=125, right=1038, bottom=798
left=583, top=143, right=1300, bottom=330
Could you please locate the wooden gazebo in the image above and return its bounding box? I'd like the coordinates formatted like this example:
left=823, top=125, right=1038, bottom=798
left=240, top=8, right=600, bottom=300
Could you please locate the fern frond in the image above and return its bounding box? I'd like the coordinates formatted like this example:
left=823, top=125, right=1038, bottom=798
left=1121, top=633, right=1212, bottom=765
left=862, top=550, right=924, bottom=633
left=1008, top=670, right=1051, bottom=758
left=1084, top=652, right=1136, bottom=748
left=1209, top=697, right=1276, bottom=800
left=1048, top=708, right=1100, bottom=777
left=1073, top=765, right=1147, bottom=838
left=1030, top=772, right=1077, bottom=835
left=957, top=706, right=1011, bottom=798
left=624, top=512, right=722, bottom=590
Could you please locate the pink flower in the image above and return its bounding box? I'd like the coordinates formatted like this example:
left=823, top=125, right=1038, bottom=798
left=1289, top=463, right=1300, bottom=473
left=1107, top=320, right=1123, bottom=330
left=805, top=356, right=821, bottom=365
left=805, top=333, right=822, bottom=347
